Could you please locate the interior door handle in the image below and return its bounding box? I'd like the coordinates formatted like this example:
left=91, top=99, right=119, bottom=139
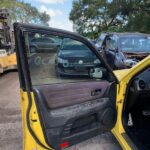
left=91, top=89, right=102, bottom=96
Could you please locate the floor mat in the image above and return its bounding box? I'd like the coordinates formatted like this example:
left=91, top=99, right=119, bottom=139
left=65, top=132, right=122, bottom=150
left=131, top=127, right=150, bottom=150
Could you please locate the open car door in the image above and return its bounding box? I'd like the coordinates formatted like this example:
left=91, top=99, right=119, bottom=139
left=14, top=23, right=118, bottom=150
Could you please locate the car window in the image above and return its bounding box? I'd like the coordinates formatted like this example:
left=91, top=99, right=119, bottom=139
left=96, top=33, right=107, bottom=46
left=30, top=38, right=36, bottom=42
left=120, top=36, right=150, bottom=52
left=24, top=32, right=114, bottom=85
left=30, top=34, right=55, bottom=43
left=61, top=38, right=90, bottom=51
left=106, top=36, right=117, bottom=51
left=42, top=38, right=54, bottom=43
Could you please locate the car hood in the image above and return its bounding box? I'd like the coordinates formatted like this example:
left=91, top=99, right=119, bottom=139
left=59, top=50, right=96, bottom=59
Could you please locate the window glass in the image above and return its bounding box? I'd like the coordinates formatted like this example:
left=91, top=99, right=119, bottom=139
left=120, top=36, right=150, bottom=52
left=61, top=38, right=90, bottom=51
left=97, top=33, right=107, bottom=47
left=25, top=32, right=113, bottom=85
left=106, top=36, right=117, bottom=51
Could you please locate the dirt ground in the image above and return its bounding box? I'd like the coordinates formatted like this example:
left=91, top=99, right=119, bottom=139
left=0, top=71, right=122, bottom=150
left=0, top=71, right=22, bottom=150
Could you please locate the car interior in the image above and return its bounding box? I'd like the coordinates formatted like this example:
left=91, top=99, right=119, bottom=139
left=123, top=66, right=150, bottom=150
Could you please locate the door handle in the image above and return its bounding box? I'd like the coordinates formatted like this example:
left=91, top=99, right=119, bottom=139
left=91, top=89, right=102, bottom=96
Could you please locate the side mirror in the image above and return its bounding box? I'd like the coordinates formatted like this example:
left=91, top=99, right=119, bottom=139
left=89, top=67, right=106, bottom=79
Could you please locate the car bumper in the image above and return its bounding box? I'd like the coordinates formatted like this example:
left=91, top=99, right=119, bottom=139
left=57, top=64, right=99, bottom=76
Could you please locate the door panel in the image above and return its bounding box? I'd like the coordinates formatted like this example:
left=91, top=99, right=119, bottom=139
left=14, top=23, right=117, bottom=150
left=34, top=81, right=111, bottom=109
left=33, top=81, right=116, bottom=149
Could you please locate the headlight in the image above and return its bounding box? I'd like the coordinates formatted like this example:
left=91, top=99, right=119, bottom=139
left=94, top=59, right=101, bottom=64
left=57, top=57, right=69, bottom=67
left=58, top=57, right=64, bottom=63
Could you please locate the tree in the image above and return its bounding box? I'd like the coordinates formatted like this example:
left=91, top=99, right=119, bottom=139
left=0, top=0, right=50, bottom=26
left=70, top=0, right=150, bottom=38
left=70, top=0, right=124, bottom=38
left=120, top=0, right=150, bottom=33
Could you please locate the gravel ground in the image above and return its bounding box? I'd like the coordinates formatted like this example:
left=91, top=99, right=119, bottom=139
left=0, top=71, right=22, bottom=150
left=0, top=71, right=122, bottom=150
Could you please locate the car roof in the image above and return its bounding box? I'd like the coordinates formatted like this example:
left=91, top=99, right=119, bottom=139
left=109, top=32, right=150, bottom=38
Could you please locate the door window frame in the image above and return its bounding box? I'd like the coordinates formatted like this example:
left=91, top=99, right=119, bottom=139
left=14, top=23, right=118, bottom=90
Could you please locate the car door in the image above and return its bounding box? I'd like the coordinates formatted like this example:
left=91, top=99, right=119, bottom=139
left=14, top=23, right=118, bottom=150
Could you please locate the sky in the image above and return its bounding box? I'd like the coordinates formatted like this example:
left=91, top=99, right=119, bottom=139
left=23, top=0, right=74, bottom=31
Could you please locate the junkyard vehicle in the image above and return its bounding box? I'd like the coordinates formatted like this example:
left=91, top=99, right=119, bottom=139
left=55, top=38, right=101, bottom=76
left=29, top=37, right=59, bottom=53
left=100, top=32, right=150, bottom=69
left=14, top=23, right=150, bottom=150
left=95, top=33, right=108, bottom=48
left=0, top=9, right=17, bottom=74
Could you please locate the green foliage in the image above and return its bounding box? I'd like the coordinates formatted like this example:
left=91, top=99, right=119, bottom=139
left=0, top=0, right=50, bottom=26
left=123, top=0, right=150, bottom=33
left=70, top=0, right=150, bottom=39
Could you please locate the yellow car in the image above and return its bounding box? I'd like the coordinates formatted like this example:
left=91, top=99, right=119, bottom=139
left=14, top=23, right=150, bottom=150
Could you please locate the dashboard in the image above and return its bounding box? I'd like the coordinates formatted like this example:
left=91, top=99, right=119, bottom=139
left=134, top=67, right=150, bottom=92
left=127, top=67, right=150, bottom=110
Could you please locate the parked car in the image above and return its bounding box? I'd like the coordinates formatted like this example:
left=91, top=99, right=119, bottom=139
left=99, top=32, right=150, bottom=69
left=55, top=38, right=101, bottom=76
left=14, top=23, right=150, bottom=150
left=29, top=37, right=58, bottom=53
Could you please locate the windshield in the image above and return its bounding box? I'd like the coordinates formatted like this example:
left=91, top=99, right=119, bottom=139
left=120, top=36, right=150, bottom=52
left=61, top=38, right=90, bottom=51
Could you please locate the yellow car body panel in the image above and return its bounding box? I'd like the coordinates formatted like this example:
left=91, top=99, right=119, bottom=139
left=112, top=55, right=150, bottom=150
left=20, top=90, right=53, bottom=150
left=0, top=53, right=17, bottom=73
left=113, top=69, right=130, bottom=81
left=20, top=55, right=150, bottom=150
